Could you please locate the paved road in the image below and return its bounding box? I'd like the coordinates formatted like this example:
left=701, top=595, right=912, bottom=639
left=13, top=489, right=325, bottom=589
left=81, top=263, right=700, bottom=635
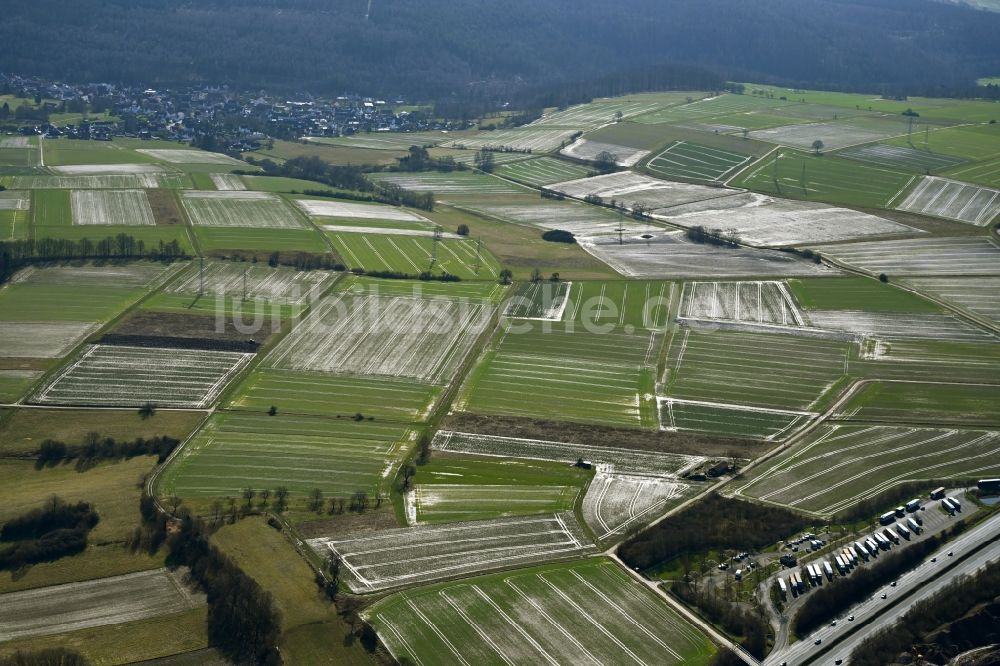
left=765, top=510, right=1000, bottom=666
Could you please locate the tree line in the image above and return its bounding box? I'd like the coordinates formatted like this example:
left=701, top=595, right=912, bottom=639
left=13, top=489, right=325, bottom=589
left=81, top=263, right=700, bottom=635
left=33, top=433, right=181, bottom=470
left=0, top=496, right=99, bottom=571
left=672, top=583, right=770, bottom=659
left=0, top=236, right=186, bottom=285
left=618, top=493, right=813, bottom=571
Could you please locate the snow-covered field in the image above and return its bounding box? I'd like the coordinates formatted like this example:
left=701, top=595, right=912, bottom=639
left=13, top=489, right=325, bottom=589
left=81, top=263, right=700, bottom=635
left=209, top=173, right=247, bottom=191
left=70, top=189, right=156, bottom=226
left=11, top=174, right=173, bottom=189
left=308, top=512, right=596, bottom=593
left=266, top=293, right=494, bottom=383
left=0, top=321, right=99, bottom=358
left=372, top=172, right=523, bottom=195
left=51, top=163, right=164, bottom=175
left=812, top=237, right=1000, bottom=276
left=442, top=127, right=578, bottom=153
left=905, top=277, right=1000, bottom=325
left=655, top=192, right=919, bottom=246
left=167, top=261, right=333, bottom=303
left=181, top=191, right=305, bottom=228
left=296, top=199, right=428, bottom=222
left=680, top=280, right=805, bottom=326
left=579, top=231, right=834, bottom=279
left=560, top=138, right=650, bottom=167
left=0, top=568, right=204, bottom=642
left=749, top=119, right=908, bottom=150
left=550, top=171, right=730, bottom=211
left=896, top=176, right=1000, bottom=226
left=0, top=137, right=30, bottom=148
left=806, top=310, right=995, bottom=341
left=11, top=262, right=174, bottom=288
left=583, top=474, right=688, bottom=541
left=504, top=281, right=572, bottom=320
left=458, top=201, right=644, bottom=237
left=137, top=148, right=244, bottom=165
left=33, top=345, right=254, bottom=408
left=0, top=191, right=29, bottom=210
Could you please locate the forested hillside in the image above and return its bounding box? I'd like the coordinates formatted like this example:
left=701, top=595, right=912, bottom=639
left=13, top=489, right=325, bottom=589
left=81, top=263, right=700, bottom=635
left=2, top=0, right=1000, bottom=98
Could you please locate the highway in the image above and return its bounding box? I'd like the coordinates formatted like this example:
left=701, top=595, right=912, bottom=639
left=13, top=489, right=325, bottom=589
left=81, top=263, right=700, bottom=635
left=764, top=510, right=1000, bottom=666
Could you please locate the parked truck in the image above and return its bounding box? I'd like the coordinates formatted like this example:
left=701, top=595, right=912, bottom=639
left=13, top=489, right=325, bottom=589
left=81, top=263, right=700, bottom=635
left=879, top=511, right=897, bottom=525
left=906, top=498, right=921, bottom=512
left=931, top=487, right=946, bottom=500
left=823, top=560, right=834, bottom=579
left=907, top=517, right=921, bottom=533
left=778, top=578, right=788, bottom=597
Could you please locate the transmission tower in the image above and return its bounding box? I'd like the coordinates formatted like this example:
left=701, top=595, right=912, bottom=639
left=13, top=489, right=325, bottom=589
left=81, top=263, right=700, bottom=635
left=242, top=268, right=248, bottom=302
left=473, top=237, right=482, bottom=275
left=365, top=0, right=373, bottom=21
left=198, top=256, right=205, bottom=295
left=617, top=208, right=625, bottom=246
left=430, top=226, right=443, bottom=268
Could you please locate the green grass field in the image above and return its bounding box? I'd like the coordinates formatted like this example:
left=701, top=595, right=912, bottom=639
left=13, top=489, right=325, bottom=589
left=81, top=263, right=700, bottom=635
left=495, top=157, right=591, bottom=187
left=665, top=328, right=851, bottom=411
left=788, top=277, right=942, bottom=313
left=731, top=149, right=914, bottom=208
left=0, top=275, right=164, bottom=322
left=159, top=410, right=412, bottom=502
left=327, top=232, right=500, bottom=278
left=563, top=280, right=673, bottom=329
left=412, top=452, right=590, bottom=523
left=459, top=322, right=660, bottom=429
left=734, top=424, right=1000, bottom=515
left=660, top=399, right=810, bottom=440
left=837, top=381, right=1000, bottom=426
left=366, top=558, right=716, bottom=666
left=228, top=369, right=439, bottom=421
left=884, top=124, right=1000, bottom=161
left=193, top=226, right=328, bottom=253
left=32, top=189, right=72, bottom=226
left=943, top=156, right=1000, bottom=188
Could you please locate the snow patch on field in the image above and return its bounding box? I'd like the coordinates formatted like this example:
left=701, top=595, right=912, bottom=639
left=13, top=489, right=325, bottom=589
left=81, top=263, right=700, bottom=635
left=0, top=137, right=30, bottom=148
left=0, top=191, right=30, bottom=210
left=297, top=199, right=428, bottom=222
left=583, top=474, right=687, bottom=541
left=209, top=173, right=247, bottom=190
left=560, top=138, right=650, bottom=167
left=33, top=345, right=254, bottom=408
left=0, top=568, right=204, bottom=642
left=680, top=281, right=806, bottom=326
left=806, top=310, right=995, bottom=341
left=181, top=190, right=305, bottom=228
left=0, top=321, right=100, bottom=358
left=550, top=171, right=730, bottom=211
left=811, top=237, right=1000, bottom=276
left=167, top=261, right=333, bottom=303
left=307, top=512, right=596, bottom=593
left=51, top=163, right=164, bottom=175
left=896, top=176, right=1000, bottom=226
left=71, top=189, right=156, bottom=226
left=137, top=148, right=243, bottom=165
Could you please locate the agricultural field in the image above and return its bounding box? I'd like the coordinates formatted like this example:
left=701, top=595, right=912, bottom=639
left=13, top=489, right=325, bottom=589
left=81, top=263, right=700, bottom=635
left=655, top=192, right=917, bottom=246
left=370, top=171, right=525, bottom=195
left=181, top=191, right=306, bottom=228
left=730, top=149, right=914, bottom=208
left=228, top=369, right=439, bottom=420
left=645, top=141, right=752, bottom=184
left=327, top=232, right=498, bottom=278
left=158, top=411, right=411, bottom=501
left=0, top=568, right=204, bottom=642
left=441, top=127, right=578, bottom=153
left=805, top=310, right=994, bottom=341
left=904, top=276, right=1000, bottom=324
left=191, top=226, right=328, bottom=253
left=631, top=92, right=791, bottom=124
left=550, top=171, right=730, bottom=211
left=296, top=198, right=430, bottom=223
left=307, top=512, right=596, bottom=593
left=734, top=425, right=1000, bottom=515
left=504, top=281, right=572, bottom=320
left=303, top=132, right=456, bottom=151
left=665, top=328, right=852, bottom=411
left=884, top=124, right=1000, bottom=161
left=51, top=163, right=164, bottom=175
left=943, top=156, right=1000, bottom=188
left=0, top=321, right=98, bottom=359
left=811, top=237, right=1000, bottom=276
left=430, top=148, right=533, bottom=167
left=136, top=148, right=244, bottom=165
left=659, top=398, right=812, bottom=440
left=835, top=381, right=1000, bottom=425
left=457, top=322, right=660, bottom=429
left=577, top=230, right=833, bottom=279
left=208, top=173, right=246, bottom=190
left=69, top=189, right=156, bottom=226
left=365, top=559, right=716, bottom=666
left=560, top=138, right=650, bottom=167
left=166, top=260, right=335, bottom=303
left=583, top=474, right=691, bottom=542
left=266, top=293, right=494, bottom=383
left=341, top=274, right=507, bottom=302
left=533, top=94, right=695, bottom=128
left=32, top=344, right=254, bottom=408
left=410, top=452, right=589, bottom=523
left=748, top=116, right=917, bottom=151
left=495, top=157, right=591, bottom=187
left=895, top=176, right=1000, bottom=226
left=9, top=173, right=192, bottom=189
left=788, top=275, right=944, bottom=313
left=836, top=143, right=967, bottom=172
left=459, top=200, right=642, bottom=237
left=679, top=280, right=805, bottom=326
left=562, top=280, right=673, bottom=329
